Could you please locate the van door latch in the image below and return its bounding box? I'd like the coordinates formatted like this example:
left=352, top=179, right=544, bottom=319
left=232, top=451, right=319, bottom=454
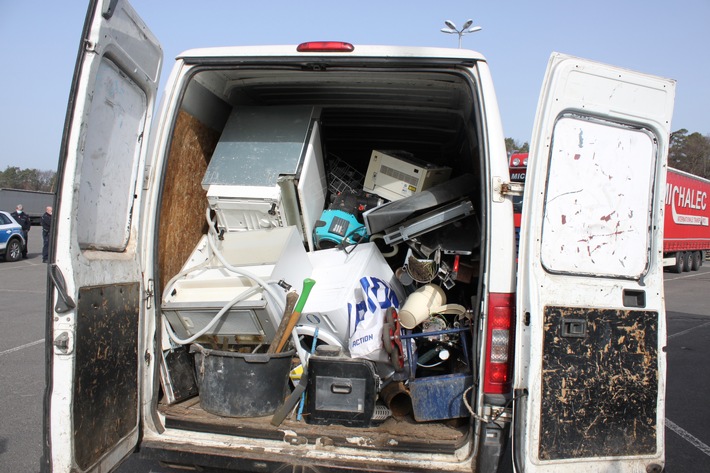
left=561, top=318, right=587, bottom=338
left=53, top=331, right=73, bottom=355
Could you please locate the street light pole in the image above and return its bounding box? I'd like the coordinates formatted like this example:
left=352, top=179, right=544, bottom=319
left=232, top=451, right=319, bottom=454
left=440, top=19, right=482, bottom=48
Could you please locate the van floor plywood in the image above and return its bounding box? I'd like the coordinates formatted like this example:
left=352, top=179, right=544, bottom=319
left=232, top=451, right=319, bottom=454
left=159, top=397, right=469, bottom=455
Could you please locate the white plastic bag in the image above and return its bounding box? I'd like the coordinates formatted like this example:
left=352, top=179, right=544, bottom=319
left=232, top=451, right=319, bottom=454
left=348, top=276, right=400, bottom=362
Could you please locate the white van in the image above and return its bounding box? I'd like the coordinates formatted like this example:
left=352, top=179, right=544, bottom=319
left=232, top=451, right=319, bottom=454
left=43, top=1, right=675, bottom=472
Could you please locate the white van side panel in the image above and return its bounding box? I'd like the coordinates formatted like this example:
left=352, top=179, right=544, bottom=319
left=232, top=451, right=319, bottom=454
left=475, top=60, right=517, bottom=295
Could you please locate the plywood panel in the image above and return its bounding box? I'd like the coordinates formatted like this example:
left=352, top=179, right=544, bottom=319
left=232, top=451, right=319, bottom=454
left=158, top=111, right=219, bottom=291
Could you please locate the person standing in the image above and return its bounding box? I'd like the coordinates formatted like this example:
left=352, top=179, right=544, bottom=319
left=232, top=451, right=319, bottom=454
left=11, top=204, right=31, bottom=259
left=41, top=206, right=52, bottom=263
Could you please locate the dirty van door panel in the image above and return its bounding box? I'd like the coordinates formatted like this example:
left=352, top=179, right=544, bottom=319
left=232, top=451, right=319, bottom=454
left=73, top=284, right=140, bottom=469
left=43, top=1, right=161, bottom=472
left=540, top=306, right=658, bottom=459
left=516, top=53, right=674, bottom=472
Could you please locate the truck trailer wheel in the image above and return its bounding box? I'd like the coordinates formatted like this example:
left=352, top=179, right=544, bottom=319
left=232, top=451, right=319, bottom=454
left=683, top=252, right=693, bottom=272
left=670, top=252, right=685, bottom=273
left=691, top=251, right=702, bottom=271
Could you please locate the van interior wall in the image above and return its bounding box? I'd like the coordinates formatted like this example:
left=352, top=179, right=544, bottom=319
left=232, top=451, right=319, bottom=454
left=158, top=110, right=219, bottom=291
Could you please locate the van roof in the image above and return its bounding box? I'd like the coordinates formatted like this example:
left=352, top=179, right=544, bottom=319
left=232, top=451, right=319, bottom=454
left=177, top=44, right=487, bottom=62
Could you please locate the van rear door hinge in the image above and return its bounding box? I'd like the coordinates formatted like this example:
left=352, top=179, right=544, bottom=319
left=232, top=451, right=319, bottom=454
left=492, top=177, right=524, bottom=203
left=145, top=279, right=154, bottom=309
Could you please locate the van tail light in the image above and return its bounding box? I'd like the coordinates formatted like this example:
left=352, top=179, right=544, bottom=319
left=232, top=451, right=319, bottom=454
left=297, top=42, right=354, bottom=52
left=483, top=293, right=516, bottom=394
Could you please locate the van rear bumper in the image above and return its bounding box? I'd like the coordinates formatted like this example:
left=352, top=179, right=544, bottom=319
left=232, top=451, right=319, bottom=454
left=138, top=438, right=475, bottom=473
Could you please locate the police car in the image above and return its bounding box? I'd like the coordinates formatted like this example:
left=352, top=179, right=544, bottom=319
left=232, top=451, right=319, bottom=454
left=0, top=210, right=26, bottom=262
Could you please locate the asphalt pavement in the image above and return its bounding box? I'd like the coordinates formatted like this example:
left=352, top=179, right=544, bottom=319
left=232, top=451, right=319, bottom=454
left=663, top=268, right=710, bottom=472
left=0, top=229, right=47, bottom=472
left=0, top=234, right=708, bottom=472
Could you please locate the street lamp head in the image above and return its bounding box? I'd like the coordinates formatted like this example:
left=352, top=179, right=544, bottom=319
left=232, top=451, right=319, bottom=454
left=441, top=18, right=482, bottom=48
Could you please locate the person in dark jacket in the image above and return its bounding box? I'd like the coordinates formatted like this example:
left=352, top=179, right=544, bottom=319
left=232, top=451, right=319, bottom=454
left=41, top=206, right=52, bottom=263
left=11, top=204, right=31, bottom=259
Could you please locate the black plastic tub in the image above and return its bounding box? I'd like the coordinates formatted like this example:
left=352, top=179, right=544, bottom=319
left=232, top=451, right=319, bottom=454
left=191, top=343, right=294, bottom=417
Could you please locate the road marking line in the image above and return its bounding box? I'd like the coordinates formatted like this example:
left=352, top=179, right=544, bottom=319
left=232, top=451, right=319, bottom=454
left=667, top=321, right=710, bottom=339
left=0, top=262, right=46, bottom=272
left=0, top=289, right=46, bottom=294
left=665, top=267, right=710, bottom=281
left=0, top=338, right=44, bottom=356
left=666, top=418, right=710, bottom=457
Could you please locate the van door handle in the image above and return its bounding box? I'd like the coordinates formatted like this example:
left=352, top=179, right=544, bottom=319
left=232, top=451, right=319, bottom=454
left=561, top=319, right=587, bottom=338
left=623, top=289, right=646, bottom=308
left=49, top=264, right=76, bottom=314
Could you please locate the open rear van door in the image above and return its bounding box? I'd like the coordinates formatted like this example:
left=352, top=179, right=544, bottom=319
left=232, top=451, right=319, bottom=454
left=515, top=53, right=675, bottom=472
left=42, top=1, right=161, bottom=472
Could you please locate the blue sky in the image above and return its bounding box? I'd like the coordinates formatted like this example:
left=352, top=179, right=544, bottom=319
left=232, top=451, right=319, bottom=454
left=0, top=0, right=707, bottom=172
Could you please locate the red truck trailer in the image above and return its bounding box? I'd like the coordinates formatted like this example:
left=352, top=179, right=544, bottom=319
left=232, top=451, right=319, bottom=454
left=663, top=167, right=710, bottom=272
left=509, top=160, right=709, bottom=272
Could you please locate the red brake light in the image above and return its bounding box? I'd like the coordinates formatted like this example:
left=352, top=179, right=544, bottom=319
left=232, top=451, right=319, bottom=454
left=297, top=41, right=354, bottom=52
left=483, top=293, right=516, bottom=394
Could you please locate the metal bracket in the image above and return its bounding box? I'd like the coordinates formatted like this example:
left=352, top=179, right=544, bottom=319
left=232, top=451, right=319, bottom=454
left=102, top=0, right=119, bottom=19
left=145, top=279, right=154, bottom=310
left=492, top=177, right=524, bottom=203
left=53, top=331, right=73, bottom=355
left=143, top=164, right=152, bottom=190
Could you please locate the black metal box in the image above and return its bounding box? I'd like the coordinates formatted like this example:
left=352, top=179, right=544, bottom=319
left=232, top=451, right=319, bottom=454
left=305, top=355, right=378, bottom=427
